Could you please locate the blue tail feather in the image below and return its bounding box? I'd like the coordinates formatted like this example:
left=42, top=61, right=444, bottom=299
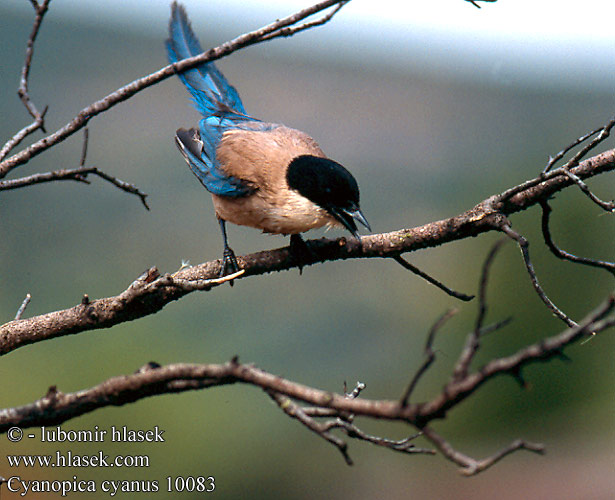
left=166, top=2, right=246, bottom=118
left=168, top=2, right=269, bottom=198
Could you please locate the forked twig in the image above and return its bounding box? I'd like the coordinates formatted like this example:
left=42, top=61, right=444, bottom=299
left=0, top=0, right=51, bottom=161
left=499, top=223, right=577, bottom=328
left=421, top=426, right=544, bottom=476
left=452, top=239, right=507, bottom=382
left=540, top=200, right=615, bottom=275
left=400, top=308, right=458, bottom=407
left=267, top=390, right=353, bottom=465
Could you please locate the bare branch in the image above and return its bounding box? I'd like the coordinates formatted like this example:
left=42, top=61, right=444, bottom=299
left=14, top=294, right=32, bottom=321
left=0, top=106, right=48, bottom=162
left=267, top=390, right=353, bottom=465
left=540, top=200, right=615, bottom=275
left=18, top=0, right=51, bottom=119
left=452, top=240, right=507, bottom=382
left=542, top=114, right=615, bottom=210
left=0, top=166, right=150, bottom=209
left=543, top=126, right=604, bottom=173
left=416, top=296, right=615, bottom=425
left=327, top=420, right=434, bottom=457
left=2, top=150, right=612, bottom=357
left=496, top=132, right=614, bottom=205
left=499, top=223, right=578, bottom=328
left=0, top=0, right=51, bottom=161
left=421, top=426, right=544, bottom=476
left=393, top=255, right=474, bottom=301
left=0, top=296, right=611, bottom=470
left=0, top=268, right=243, bottom=356
left=0, top=0, right=350, bottom=179
left=400, top=308, right=458, bottom=407
left=558, top=115, right=615, bottom=174
left=560, top=166, right=615, bottom=211
left=259, top=1, right=349, bottom=41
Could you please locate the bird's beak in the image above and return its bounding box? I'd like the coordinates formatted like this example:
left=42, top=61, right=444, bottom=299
left=331, top=207, right=371, bottom=239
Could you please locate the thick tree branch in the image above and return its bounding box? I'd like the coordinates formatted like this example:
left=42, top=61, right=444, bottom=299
left=0, top=268, right=243, bottom=356
left=1, top=149, right=612, bottom=356
left=1, top=295, right=611, bottom=472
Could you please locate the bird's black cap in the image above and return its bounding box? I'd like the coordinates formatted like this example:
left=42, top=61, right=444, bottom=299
left=286, top=155, right=370, bottom=237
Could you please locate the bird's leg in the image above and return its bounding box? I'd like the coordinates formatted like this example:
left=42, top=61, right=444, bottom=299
left=218, top=218, right=239, bottom=280
left=289, top=234, right=317, bottom=275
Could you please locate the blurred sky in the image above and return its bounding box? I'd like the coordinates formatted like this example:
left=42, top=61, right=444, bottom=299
left=8, top=0, right=615, bottom=91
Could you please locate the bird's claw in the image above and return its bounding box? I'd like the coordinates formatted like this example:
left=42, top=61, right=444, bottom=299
left=221, top=247, right=240, bottom=285
left=289, top=234, right=317, bottom=275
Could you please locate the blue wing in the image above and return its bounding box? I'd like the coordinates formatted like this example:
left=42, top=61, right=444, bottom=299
left=175, top=127, right=255, bottom=197
left=166, top=2, right=265, bottom=197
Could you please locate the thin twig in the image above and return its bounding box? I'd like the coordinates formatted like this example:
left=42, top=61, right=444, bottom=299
left=560, top=115, right=615, bottom=174
left=544, top=126, right=603, bottom=173
left=541, top=115, right=615, bottom=210
left=400, top=308, right=458, bottom=407
left=260, top=1, right=349, bottom=41
left=327, top=420, right=435, bottom=456
left=267, top=390, right=353, bottom=465
left=80, top=127, right=89, bottom=166
left=452, top=240, right=507, bottom=382
left=560, top=167, right=615, bottom=211
left=497, top=115, right=615, bottom=204
left=540, top=200, right=615, bottom=275
left=344, top=381, right=366, bottom=399
left=0, top=167, right=150, bottom=210
left=0, top=107, right=48, bottom=162
left=15, top=294, right=32, bottom=321
left=499, top=223, right=578, bottom=328
left=393, top=255, right=474, bottom=301
left=18, top=0, right=51, bottom=122
left=421, top=426, right=544, bottom=476
left=0, top=0, right=52, bottom=161
left=478, top=317, right=513, bottom=337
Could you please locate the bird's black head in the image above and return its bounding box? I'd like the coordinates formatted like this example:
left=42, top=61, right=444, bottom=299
left=286, top=155, right=370, bottom=238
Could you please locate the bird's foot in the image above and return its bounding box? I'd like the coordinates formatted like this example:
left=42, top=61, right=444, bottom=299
left=221, top=247, right=240, bottom=286
left=289, top=234, right=317, bottom=275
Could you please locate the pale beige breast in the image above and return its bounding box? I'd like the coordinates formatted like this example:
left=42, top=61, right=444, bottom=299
left=211, top=126, right=339, bottom=234
left=211, top=190, right=339, bottom=235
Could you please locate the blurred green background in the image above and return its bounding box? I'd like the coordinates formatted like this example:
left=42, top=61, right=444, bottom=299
left=1, top=1, right=613, bottom=498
